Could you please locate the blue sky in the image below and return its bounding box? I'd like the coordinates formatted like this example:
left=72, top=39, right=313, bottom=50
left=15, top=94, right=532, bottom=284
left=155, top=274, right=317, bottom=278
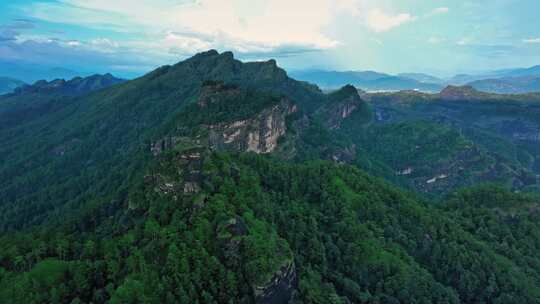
left=1, top=0, right=540, bottom=78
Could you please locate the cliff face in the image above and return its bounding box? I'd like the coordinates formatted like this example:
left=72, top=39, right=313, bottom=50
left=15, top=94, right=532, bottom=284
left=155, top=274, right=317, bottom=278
left=208, top=99, right=297, bottom=154
left=150, top=82, right=297, bottom=158
left=318, top=85, right=365, bottom=129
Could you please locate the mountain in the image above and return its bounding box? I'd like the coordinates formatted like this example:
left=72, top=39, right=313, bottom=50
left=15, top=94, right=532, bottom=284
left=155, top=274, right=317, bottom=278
left=491, top=65, right=540, bottom=78
left=0, top=77, right=25, bottom=95
left=438, top=85, right=491, bottom=100
left=1, top=51, right=540, bottom=303
left=448, top=65, right=540, bottom=90
left=398, top=72, right=444, bottom=84
left=360, top=86, right=540, bottom=194
left=0, top=61, right=82, bottom=83
left=291, top=69, right=443, bottom=92
left=0, top=50, right=323, bottom=230
left=290, top=69, right=389, bottom=88
left=13, top=73, right=125, bottom=96
left=291, top=66, right=540, bottom=94
left=0, top=74, right=125, bottom=130
left=468, top=75, right=540, bottom=94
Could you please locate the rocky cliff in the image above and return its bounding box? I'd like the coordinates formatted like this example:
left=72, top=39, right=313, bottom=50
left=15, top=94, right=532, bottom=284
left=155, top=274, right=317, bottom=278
left=207, top=98, right=297, bottom=154
left=317, top=85, right=366, bottom=129
left=254, top=261, right=297, bottom=304
left=151, top=82, right=297, bottom=156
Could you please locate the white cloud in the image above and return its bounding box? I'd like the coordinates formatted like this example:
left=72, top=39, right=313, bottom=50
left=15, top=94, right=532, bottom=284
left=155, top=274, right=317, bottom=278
left=523, top=38, right=540, bottom=44
left=366, top=9, right=416, bottom=32
left=23, top=0, right=360, bottom=56
left=66, top=40, right=81, bottom=47
left=429, top=7, right=449, bottom=16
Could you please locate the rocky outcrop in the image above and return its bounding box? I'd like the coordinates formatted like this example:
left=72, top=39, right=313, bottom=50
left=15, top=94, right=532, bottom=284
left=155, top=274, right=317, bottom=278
left=254, top=261, right=297, bottom=304
left=319, top=85, right=365, bottom=129
left=216, top=215, right=298, bottom=304
left=197, top=82, right=242, bottom=107
left=146, top=145, right=205, bottom=198
left=150, top=136, right=182, bottom=156
left=331, top=144, right=357, bottom=164
left=208, top=98, right=297, bottom=154
left=218, top=216, right=249, bottom=262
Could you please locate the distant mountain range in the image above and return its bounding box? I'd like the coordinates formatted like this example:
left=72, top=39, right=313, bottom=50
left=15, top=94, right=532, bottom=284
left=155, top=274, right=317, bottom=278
left=0, top=77, right=25, bottom=95
left=3, top=60, right=540, bottom=95
left=12, top=73, right=125, bottom=96
left=0, top=73, right=125, bottom=129
left=448, top=65, right=540, bottom=84
left=290, top=70, right=444, bottom=92
left=0, top=61, right=82, bottom=84
left=291, top=65, right=540, bottom=94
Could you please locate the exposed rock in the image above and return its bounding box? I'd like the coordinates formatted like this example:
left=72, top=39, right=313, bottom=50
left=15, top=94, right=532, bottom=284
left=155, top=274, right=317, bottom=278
left=319, top=85, right=365, bottom=129
left=254, top=261, right=297, bottom=304
left=183, top=182, right=200, bottom=194
left=208, top=98, right=297, bottom=154
left=218, top=216, right=249, bottom=258
left=198, top=82, right=241, bottom=107
left=150, top=136, right=181, bottom=156
left=215, top=215, right=297, bottom=304
left=426, top=174, right=448, bottom=184
left=331, top=144, right=357, bottom=164
left=150, top=136, right=199, bottom=156
left=149, top=146, right=206, bottom=197
left=397, top=167, right=414, bottom=176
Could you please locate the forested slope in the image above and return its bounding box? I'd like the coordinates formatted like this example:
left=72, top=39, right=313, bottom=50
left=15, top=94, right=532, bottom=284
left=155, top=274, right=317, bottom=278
left=1, top=51, right=540, bottom=303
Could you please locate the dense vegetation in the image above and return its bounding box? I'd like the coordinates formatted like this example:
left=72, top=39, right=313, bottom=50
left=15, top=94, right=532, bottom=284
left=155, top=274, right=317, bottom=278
left=1, top=153, right=540, bottom=303
left=1, top=50, right=540, bottom=303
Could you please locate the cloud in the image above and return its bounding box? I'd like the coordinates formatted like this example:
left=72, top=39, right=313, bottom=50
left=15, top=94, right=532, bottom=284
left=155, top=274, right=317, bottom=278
left=366, top=9, right=416, bottom=32
left=428, top=7, right=449, bottom=17
left=23, top=0, right=349, bottom=55
left=458, top=43, right=517, bottom=59
left=523, top=38, right=540, bottom=44
left=8, top=19, right=36, bottom=30
left=0, top=30, right=17, bottom=42
left=0, top=20, right=36, bottom=42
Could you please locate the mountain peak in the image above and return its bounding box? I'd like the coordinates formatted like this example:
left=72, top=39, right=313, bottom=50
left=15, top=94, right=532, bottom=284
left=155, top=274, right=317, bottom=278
left=328, top=84, right=361, bottom=102
left=194, top=49, right=220, bottom=58
left=439, top=85, right=485, bottom=100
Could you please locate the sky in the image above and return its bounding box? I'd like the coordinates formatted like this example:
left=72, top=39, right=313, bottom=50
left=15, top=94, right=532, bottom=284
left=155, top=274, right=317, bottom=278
left=1, top=0, right=540, bottom=78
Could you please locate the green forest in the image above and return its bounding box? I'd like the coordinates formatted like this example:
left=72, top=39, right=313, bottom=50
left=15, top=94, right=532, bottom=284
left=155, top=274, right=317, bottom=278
left=2, top=152, right=540, bottom=303
left=1, top=50, right=540, bottom=303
